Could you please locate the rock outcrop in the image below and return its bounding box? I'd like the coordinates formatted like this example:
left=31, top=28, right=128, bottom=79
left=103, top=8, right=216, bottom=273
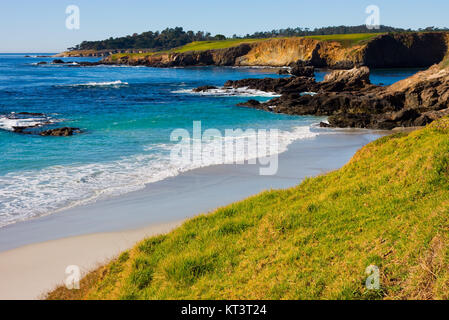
left=203, top=62, right=449, bottom=129
left=320, top=66, right=372, bottom=91
left=193, top=85, right=217, bottom=92
left=290, top=63, right=315, bottom=77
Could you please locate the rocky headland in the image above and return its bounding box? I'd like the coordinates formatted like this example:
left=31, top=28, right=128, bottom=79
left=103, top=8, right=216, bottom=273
left=197, top=59, right=449, bottom=129
left=64, top=32, right=449, bottom=70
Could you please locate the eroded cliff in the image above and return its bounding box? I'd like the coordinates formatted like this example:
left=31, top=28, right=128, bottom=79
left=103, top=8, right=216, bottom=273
left=97, top=32, right=449, bottom=69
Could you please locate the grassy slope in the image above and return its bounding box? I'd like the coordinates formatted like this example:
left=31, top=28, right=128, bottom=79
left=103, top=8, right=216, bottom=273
left=304, top=33, right=382, bottom=46
left=173, top=38, right=271, bottom=53
left=48, top=118, right=449, bottom=300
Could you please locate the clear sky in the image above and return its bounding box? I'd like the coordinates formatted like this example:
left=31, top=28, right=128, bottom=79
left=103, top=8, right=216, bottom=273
left=1, top=0, right=448, bottom=52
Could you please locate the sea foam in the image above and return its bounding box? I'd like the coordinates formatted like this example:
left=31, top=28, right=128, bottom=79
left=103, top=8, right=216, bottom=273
left=172, top=87, right=281, bottom=97
left=0, top=125, right=318, bottom=228
left=0, top=113, right=56, bottom=132
left=69, top=80, right=129, bottom=87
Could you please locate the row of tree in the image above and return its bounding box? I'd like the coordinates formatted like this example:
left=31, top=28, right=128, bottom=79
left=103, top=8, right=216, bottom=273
left=69, top=27, right=225, bottom=51
left=69, top=25, right=449, bottom=51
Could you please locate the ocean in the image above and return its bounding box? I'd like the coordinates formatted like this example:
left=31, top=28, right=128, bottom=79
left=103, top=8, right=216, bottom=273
left=0, top=54, right=419, bottom=227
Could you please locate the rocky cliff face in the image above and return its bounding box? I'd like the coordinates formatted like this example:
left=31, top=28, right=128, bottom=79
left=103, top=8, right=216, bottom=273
left=361, top=33, right=448, bottom=68
left=98, top=32, right=449, bottom=69
left=104, top=44, right=253, bottom=67
left=199, top=62, right=449, bottom=130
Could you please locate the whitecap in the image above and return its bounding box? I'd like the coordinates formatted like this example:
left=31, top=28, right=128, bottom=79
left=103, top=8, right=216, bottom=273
left=67, top=80, right=129, bottom=87
left=173, top=87, right=280, bottom=97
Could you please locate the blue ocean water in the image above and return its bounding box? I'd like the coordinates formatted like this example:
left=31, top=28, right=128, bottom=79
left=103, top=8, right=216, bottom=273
left=0, top=54, right=418, bottom=227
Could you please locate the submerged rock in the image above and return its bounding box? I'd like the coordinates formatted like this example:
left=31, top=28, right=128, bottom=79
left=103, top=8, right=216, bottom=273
left=237, top=99, right=261, bottom=107
left=39, top=127, right=81, bottom=136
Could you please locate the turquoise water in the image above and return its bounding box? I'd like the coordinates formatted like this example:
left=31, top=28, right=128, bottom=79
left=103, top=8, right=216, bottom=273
left=315, top=68, right=424, bottom=85
left=0, top=54, right=418, bottom=227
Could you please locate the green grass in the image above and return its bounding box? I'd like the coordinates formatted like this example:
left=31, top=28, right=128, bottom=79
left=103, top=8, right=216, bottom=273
left=304, top=33, right=383, bottom=47
left=172, top=38, right=270, bottom=53
left=47, top=118, right=449, bottom=300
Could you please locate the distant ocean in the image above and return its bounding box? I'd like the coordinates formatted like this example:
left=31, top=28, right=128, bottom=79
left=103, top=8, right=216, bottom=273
left=0, top=54, right=420, bottom=227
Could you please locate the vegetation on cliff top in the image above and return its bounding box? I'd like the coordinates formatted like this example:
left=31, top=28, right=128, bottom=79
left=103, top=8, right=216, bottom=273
left=304, top=33, right=381, bottom=47
left=69, top=27, right=225, bottom=51
left=47, top=118, right=449, bottom=300
left=70, top=25, right=447, bottom=52
left=173, top=38, right=271, bottom=53
left=105, top=33, right=382, bottom=61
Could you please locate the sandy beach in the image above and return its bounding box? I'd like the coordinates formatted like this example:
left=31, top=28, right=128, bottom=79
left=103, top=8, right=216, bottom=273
left=0, top=130, right=384, bottom=300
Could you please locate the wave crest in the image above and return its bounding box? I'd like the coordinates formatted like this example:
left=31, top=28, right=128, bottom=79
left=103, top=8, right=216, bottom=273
left=0, top=125, right=318, bottom=227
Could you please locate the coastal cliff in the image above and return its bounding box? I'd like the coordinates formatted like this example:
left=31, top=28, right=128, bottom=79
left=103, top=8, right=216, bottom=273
left=88, top=32, right=449, bottom=69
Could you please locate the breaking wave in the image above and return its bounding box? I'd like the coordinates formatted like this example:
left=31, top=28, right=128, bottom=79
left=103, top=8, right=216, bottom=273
left=173, top=87, right=281, bottom=97
left=0, top=125, right=318, bottom=227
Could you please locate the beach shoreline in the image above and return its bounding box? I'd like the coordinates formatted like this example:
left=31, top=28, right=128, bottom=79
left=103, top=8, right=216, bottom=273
left=0, top=129, right=384, bottom=300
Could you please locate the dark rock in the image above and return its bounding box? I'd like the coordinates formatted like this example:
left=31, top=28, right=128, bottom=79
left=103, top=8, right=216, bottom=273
left=290, top=60, right=312, bottom=67
left=12, top=127, right=32, bottom=134
left=327, top=113, right=374, bottom=128
left=363, top=32, right=447, bottom=68
left=17, top=112, right=45, bottom=116
left=290, top=62, right=315, bottom=77
left=52, top=59, right=65, bottom=64
left=37, top=61, right=47, bottom=65
left=193, top=85, right=217, bottom=92
left=331, top=60, right=355, bottom=69
left=237, top=99, right=261, bottom=107
left=39, top=127, right=81, bottom=136
left=277, top=69, right=290, bottom=75
left=321, top=67, right=372, bottom=91
left=194, top=64, right=449, bottom=130
left=224, top=76, right=318, bottom=95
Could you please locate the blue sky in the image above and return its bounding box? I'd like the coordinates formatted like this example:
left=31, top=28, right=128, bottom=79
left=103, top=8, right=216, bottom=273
left=1, top=0, right=448, bottom=52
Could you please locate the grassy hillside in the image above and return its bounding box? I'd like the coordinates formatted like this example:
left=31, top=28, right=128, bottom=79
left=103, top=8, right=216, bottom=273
left=304, top=33, right=382, bottom=46
left=47, top=118, right=449, bottom=300
left=173, top=38, right=271, bottom=53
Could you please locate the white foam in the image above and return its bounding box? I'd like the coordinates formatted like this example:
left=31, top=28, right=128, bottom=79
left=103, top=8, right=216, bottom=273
left=0, top=125, right=318, bottom=228
left=69, top=80, right=128, bottom=87
left=301, top=92, right=317, bottom=96
left=0, top=114, right=55, bottom=132
left=173, top=87, right=281, bottom=97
